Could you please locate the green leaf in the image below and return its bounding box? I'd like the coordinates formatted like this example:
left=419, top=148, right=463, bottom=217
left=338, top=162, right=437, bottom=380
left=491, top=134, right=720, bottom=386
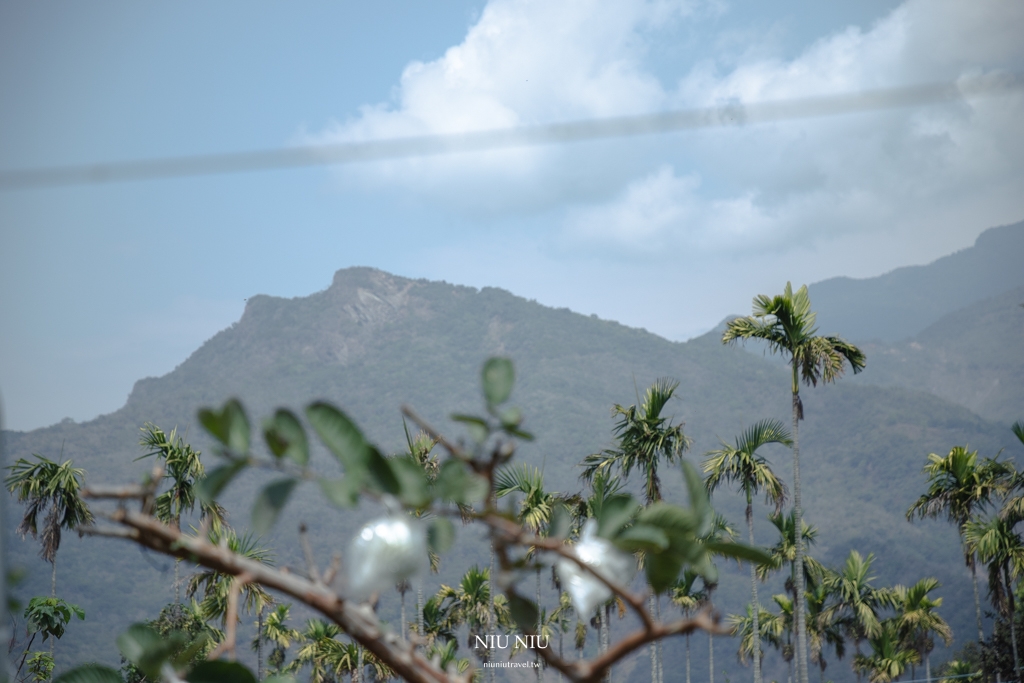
left=681, top=461, right=712, bottom=536
left=435, top=460, right=488, bottom=505
left=451, top=414, right=490, bottom=444
left=614, top=524, right=669, bottom=553
left=186, top=661, right=258, bottom=683
left=263, top=409, right=309, bottom=466
left=646, top=551, right=685, bottom=594
left=691, top=554, right=719, bottom=585
left=306, top=402, right=370, bottom=479
left=252, top=478, right=298, bottom=535
left=365, top=447, right=401, bottom=496
left=198, top=399, right=250, bottom=454
left=508, top=594, right=539, bottom=632
left=635, top=502, right=699, bottom=536
left=427, top=517, right=456, bottom=554
left=172, top=634, right=213, bottom=669
left=117, top=624, right=185, bottom=680
left=53, top=664, right=123, bottom=683
left=116, top=623, right=160, bottom=663
left=195, top=460, right=246, bottom=506
left=703, top=541, right=772, bottom=566
left=596, top=494, right=639, bottom=539
left=498, top=406, right=522, bottom=428
left=318, top=477, right=360, bottom=508
left=482, top=357, right=515, bottom=406
left=503, top=425, right=535, bottom=442
left=549, top=503, right=572, bottom=540
left=388, top=456, right=431, bottom=508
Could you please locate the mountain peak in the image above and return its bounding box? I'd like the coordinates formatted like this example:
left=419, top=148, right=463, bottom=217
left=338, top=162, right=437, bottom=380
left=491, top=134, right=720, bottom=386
left=327, top=267, right=417, bottom=326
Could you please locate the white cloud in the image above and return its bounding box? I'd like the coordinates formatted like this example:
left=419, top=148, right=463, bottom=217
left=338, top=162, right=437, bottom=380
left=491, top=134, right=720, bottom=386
left=565, top=0, right=1024, bottom=256
left=310, top=0, right=701, bottom=209
left=315, top=0, right=1023, bottom=265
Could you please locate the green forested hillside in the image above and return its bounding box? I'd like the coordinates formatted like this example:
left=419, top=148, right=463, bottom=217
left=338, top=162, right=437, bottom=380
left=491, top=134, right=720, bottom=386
left=4, top=264, right=1022, bottom=681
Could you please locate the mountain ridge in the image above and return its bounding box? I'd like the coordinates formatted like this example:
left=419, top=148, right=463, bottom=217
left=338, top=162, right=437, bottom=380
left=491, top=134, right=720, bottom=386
left=807, top=219, right=1024, bottom=342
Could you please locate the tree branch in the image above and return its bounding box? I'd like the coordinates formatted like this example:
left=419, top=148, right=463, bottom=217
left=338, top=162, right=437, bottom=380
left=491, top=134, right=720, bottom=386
left=98, top=508, right=465, bottom=683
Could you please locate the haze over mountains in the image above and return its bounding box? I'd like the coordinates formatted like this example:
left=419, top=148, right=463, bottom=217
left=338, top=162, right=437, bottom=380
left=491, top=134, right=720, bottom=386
left=4, top=220, right=1023, bottom=678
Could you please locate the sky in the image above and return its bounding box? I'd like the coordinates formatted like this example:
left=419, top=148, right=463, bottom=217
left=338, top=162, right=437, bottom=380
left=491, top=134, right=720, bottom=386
left=1, top=0, right=1022, bottom=432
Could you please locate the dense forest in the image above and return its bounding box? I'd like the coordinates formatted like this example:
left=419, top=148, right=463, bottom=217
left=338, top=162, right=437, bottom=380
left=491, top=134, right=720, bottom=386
left=4, top=221, right=1024, bottom=683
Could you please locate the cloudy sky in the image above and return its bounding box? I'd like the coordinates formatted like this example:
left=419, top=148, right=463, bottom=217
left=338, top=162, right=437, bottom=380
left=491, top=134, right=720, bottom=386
left=1, top=0, right=1022, bottom=432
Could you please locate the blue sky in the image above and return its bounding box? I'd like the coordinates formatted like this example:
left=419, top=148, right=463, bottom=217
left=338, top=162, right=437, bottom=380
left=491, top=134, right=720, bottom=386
left=2, top=0, right=1022, bottom=431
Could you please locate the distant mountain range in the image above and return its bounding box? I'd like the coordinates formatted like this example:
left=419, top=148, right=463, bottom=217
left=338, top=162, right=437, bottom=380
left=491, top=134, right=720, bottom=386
left=4, top=220, right=1022, bottom=679
left=810, top=219, right=1024, bottom=343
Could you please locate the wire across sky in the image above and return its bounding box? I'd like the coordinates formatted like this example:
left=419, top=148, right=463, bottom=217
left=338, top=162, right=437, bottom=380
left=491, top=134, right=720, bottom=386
left=1, top=73, right=1020, bottom=190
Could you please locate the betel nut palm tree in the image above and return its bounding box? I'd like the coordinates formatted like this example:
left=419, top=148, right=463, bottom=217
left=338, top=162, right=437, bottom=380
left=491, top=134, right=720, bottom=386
left=5, top=453, right=94, bottom=661
left=495, top=463, right=559, bottom=680
left=5, top=454, right=93, bottom=598
left=892, top=578, right=952, bottom=683
left=580, top=378, right=688, bottom=506
left=823, top=550, right=895, bottom=683
left=186, top=525, right=275, bottom=666
left=580, top=378, right=688, bottom=683
left=139, top=424, right=226, bottom=604
left=723, top=282, right=865, bottom=683
left=906, top=445, right=1014, bottom=644
left=852, top=620, right=918, bottom=683
left=963, top=514, right=1024, bottom=682
left=253, top=603, right=301, bottom=675
left=703, top=418, right=790, bottom=683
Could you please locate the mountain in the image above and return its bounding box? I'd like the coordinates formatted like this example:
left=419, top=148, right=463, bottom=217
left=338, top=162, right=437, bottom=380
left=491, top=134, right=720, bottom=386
left=809, top=219, right=1024, bottom=342
left=3, top=242, right=1023, bottom=678
left=849, top=284, right=1024, bottom=424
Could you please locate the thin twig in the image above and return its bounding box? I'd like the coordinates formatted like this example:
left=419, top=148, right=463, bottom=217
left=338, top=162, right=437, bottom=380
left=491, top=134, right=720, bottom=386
left=299, top=524, right=322, bottom=585
left=323, top=553, right=342, bottom=586
left=78, top=525, right=139, bottom=541
left=81, top=485, right=147, bottom=499
left=207, top=573, right=250, bottom=661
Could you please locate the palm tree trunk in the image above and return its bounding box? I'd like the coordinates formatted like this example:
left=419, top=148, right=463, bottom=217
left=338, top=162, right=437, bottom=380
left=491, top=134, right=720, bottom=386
left=685, top=634, right=691, bottom=683
left=490, top=544, right=496, bottom=683
left=709, top=632, right=715, bottom=683
left=50, top=556, right=57, bottom=659
left=650, top=595, right=658, bottom=683
left=1004, top=565, right=1022, bottom=683
left=656, top=597, right=663, bottom=683
left=257, top=606, right=264, bottom=681
left=965, top=544, right=984, bottom=643
left=400, top=589, right=407, bottom=642
left=601, top=604, right=611, bottom=683
left=791, top=388, right=809, bottom=683
left=925, top=652, right=932, bottom=683
left=854, top=640, right=862, bottom=683
left=538, top=567, right=543, bottom=682
left=174, top=558, right=182, bottom=605
left=417, top=585, right=424, bottom=639
left=356, top=645, right=363, bottom=683
left=747, top=492, right=762, bottom=683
